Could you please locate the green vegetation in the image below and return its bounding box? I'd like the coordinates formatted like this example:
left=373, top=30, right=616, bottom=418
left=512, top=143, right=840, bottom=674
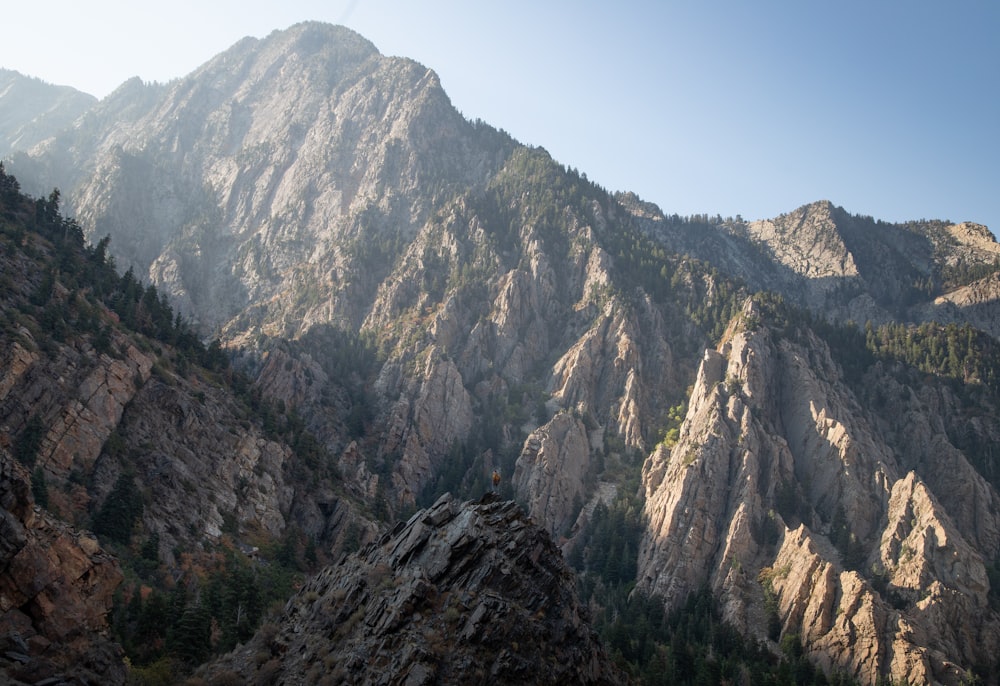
left=110, top=544, right=301, bottom=675
left=0, top=163, right=224, bottom=370
left=864, top=320, right=1000, bottom=393
left=13, top=413, right=46, bottom=468
left=91, top=473, right=145, bottom=545
left=568, top=472, right=856, bottom=685
left=0, top=163, right=336, bottom=683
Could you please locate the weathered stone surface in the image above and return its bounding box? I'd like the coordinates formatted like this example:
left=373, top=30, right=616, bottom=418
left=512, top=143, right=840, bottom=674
left=201, top=493, right=627, bottom=685
left=0, top=454, right=125, bottom=685
left=638, top=298, right=1000, bottom=685
left=514, top=411, right=592, bottom=537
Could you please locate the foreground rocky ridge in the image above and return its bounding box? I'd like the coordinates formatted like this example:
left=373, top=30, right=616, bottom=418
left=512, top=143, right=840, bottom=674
left=202, top=493, right=627, bottom=685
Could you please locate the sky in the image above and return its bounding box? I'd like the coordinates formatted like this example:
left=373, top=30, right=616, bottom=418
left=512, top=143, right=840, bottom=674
left=2, top=1, right=998, bottom=232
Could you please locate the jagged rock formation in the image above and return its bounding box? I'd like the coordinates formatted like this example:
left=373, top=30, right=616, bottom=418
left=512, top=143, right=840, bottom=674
left=201, top=493, right=627, bottom=685
left=638, top=298, right=1000, bottom=684
left=624, top=195, right=1000, bottom=332
left=0, top=453, right=125, bottom=685
left=3, top=21, right=1000, bottom=684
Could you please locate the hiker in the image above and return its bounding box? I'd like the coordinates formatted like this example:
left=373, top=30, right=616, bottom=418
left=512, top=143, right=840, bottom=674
left=491, top=469, right=501, bottom=493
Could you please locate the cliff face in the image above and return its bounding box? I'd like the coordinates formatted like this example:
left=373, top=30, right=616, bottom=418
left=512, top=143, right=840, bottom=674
left=202, top=493, right=627, bottom=685
left=0, top=454, right=125, bottom=685
left=4, top=21, right=1000, bottom=684
left=0, top=254, right=373, bottom=570
left=637, top=298, right=1000, bottom=685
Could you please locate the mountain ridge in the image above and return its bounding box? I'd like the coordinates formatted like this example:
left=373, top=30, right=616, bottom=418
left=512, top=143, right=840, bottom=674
left=2, top=22, right=1000, bottom=684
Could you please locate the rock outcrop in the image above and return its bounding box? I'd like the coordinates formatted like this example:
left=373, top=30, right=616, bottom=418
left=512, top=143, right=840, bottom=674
left=0, top=453, right=125, bottom=685
left=5, top=22, right=1000, bottom=683
left=638, top=297, right=1000, bottom=685
left=202, top=493, right=627, bottom=685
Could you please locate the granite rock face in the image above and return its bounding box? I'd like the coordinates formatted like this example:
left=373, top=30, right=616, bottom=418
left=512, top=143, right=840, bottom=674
left=5, top=21, right=1000, bottom=683
left=637, top=298, right=1000, bottom=685
left=202, top=493, right=628, bottom=685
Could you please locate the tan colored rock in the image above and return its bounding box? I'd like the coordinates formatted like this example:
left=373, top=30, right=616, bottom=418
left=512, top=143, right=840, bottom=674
left=550, top=302, right=646, bottom=449
left=43, top=343, right=153, bottom=478
left=514, top=411, right=591, bottom=537
left=639, top=299, right=1000, bottom=684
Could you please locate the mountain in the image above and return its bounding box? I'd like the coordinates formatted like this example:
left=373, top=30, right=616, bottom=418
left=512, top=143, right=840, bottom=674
left=0, top=70, right=97, bottom=159
left=200, top=493, right=627, bottom=685
left=638, top=296, right=1000, bottom=684
left=621, top=195, right=1000, bottom=333
left=3, top=20, right=1000, bottom=685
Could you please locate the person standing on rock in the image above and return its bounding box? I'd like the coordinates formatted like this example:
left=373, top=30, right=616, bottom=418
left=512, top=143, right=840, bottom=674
left=491, top=469, right=501, bottom=493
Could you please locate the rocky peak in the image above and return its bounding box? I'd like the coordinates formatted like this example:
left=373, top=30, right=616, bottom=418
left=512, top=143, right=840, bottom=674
left=202, top=493, right=627, bottom=685
left=744, top=200, right=859, bottom=304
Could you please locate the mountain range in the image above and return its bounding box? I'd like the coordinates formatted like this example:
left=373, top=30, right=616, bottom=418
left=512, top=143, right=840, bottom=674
left=2, top=21, right=1000, bottom=685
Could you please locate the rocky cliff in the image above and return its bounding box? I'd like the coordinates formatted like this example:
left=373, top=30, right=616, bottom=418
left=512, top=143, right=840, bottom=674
left=201, top=493, right=627, bottom=685
left=637, top=297, right=1000, bottom=684
left=0, top=453, right=125, bottom=685
left=3, top=21, right=1000, bottom=684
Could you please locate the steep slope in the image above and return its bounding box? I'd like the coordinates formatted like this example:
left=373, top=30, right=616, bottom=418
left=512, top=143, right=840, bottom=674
left=0, top=70, right=96, bottom=158
left=0, top=454, right=125, bottom=685
left=0, top=165, right=383, bottom=679
left=637, top=296, right=1000, bottom=684
left=201, top=493, right=627, bottom=685
left=0, top=167, right=375, bottom=559
left=15, top=22, right=514, bottom=336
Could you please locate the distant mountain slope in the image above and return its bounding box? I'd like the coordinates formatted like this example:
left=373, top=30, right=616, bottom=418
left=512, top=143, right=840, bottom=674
left=0, top=69, right=96, bottom=158
left=622, top=194, right=1000, bottom=333
left=3, top=22, right=1000, bottom=685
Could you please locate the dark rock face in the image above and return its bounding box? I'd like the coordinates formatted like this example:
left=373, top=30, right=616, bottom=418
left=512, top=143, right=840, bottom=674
left=203, top=493, right=628, bottom=685
left=0, top=454, right=125, bottom=685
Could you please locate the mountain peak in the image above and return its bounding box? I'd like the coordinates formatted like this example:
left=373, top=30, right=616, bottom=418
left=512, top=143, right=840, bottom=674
left=261, top=21, right=379, bottom=59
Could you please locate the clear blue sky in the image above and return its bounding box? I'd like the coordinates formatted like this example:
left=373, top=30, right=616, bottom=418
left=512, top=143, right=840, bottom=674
left=3, top=1, right=998, bottom=233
